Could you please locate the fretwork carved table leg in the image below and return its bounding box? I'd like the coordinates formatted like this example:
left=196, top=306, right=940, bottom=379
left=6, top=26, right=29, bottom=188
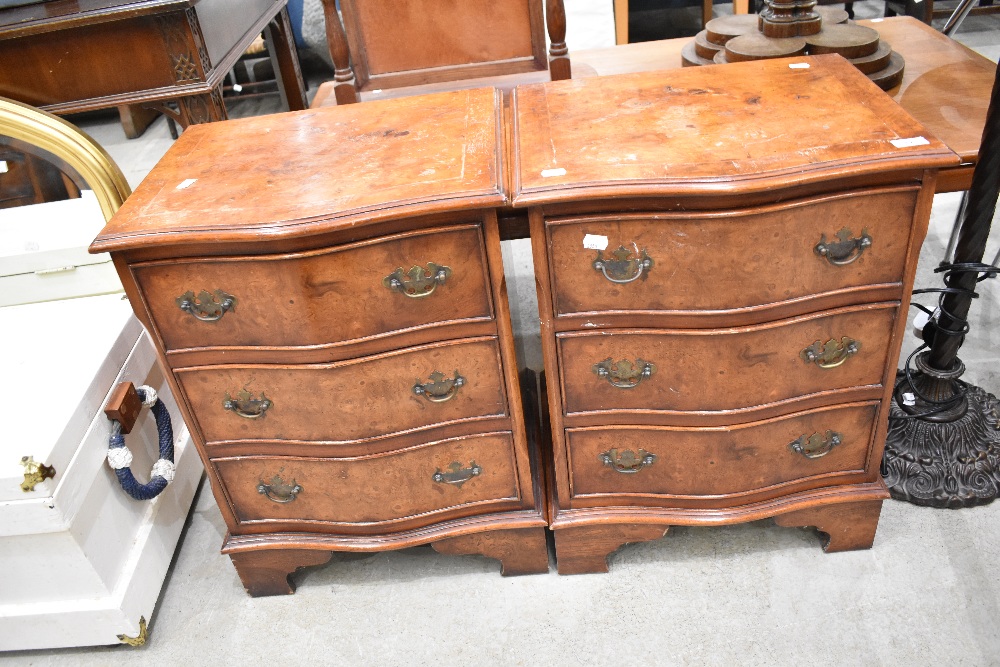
left=773, top=499, right=884, bottom=552
left=176, top=85, right=227, bottom=128
left=431, top=527, right=550, bottom=575
left=228, top=549, right=333, bottom=597
left=553, top=524, right=669, bottom=574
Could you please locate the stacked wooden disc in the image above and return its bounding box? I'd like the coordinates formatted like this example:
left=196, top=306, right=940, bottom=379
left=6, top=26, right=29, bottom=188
left=681, top=8, right=904, bottom=90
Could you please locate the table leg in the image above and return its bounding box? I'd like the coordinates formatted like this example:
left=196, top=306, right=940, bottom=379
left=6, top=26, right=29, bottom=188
left=614, top=0, right=629, bottom=44
left=117, top=105, right=160, bottom=140
left=176, top=85, right=227, bottom=126
left=734, top=0, right=751, bottom=12
left=264, top=6, right=307, bottom=111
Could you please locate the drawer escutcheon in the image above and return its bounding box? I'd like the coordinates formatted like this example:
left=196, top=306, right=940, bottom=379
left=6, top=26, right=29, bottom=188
left=257, top=474, right=302, bottom=503
left=593, top=358, right=655, bottom=389
left=432, top=461, right=482, bottom=488
left=383, top=263, right=452, bottom=298
left=413, top=370, right=466, bottom=403
left=789, top=431, right=843, bottom=459
left=814, top=228, right=872, bottom=266
left=593, top=245, right=654, bottom=284
left=599, top=448, right=657, bottom=474
left=176, top=289, right=238, bottom=322
left=223, top=389, right=273, bottom=419
left=800, top=336, right=861, bottom=369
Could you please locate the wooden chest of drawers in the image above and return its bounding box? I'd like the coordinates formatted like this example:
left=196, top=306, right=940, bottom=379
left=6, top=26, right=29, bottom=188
left=510, top=55, right=959, bottom=573
left=91, top=88, right=549, bottom=595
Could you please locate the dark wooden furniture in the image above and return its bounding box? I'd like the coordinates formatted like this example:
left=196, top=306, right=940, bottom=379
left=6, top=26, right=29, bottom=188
left=0, top=138, right=82, bottom=208
left=510, top=55, right=958, bottom=573
left=314, top=0, right=570, bottom=106
left=91, top=88, right=549, bottom=596
left=0, top=0, right=306, bottom=138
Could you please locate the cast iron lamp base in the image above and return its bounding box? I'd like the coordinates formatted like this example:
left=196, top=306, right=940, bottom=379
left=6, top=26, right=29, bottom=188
left=884, top=352, right=1000, bottom=508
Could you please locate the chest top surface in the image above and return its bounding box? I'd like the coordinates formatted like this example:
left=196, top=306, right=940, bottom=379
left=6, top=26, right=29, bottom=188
left=91, top=87, right=505, bottom=252
left=510, top=54, right=958, bottom=206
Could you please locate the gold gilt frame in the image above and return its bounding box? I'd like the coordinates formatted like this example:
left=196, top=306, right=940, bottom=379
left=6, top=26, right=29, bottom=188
left=0, top=96, right=131, bottom=221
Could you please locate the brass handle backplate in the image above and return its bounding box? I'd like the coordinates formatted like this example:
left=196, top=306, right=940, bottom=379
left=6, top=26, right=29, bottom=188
left=593, top=245, right=654, bottom=283
left=800, top=337, right=861, bottom=369
left=224, top=389, right=273, bottom=419
left=814, top=228, right=872, bottom=266
left=257, top=475, right=302, bottom=503
left=593, top=358, right=655, bottom=389
left=383, top=263, right=452, bottom=298
left=414, top=370, right=465, bottom=403
left=789, top=431, right=843, bottom=459
left=599, top=448, right=657, bottom=474
left=433, top=461, right=482, bottom=488
left=176, top=289, right=238, bottom=321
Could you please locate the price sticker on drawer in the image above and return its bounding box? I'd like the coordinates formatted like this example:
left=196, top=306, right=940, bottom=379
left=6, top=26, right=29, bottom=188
left=583, top=234, right=609, bottom=250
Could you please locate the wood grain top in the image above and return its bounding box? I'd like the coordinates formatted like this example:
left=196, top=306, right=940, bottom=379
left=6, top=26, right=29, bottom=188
left=91, top=87, right=504, bottom=252
left=510, top=54, right=959, bottom=206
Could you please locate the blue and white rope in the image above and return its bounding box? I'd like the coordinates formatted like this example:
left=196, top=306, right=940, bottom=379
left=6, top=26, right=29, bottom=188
left=107, top=385, right=175, bottom=501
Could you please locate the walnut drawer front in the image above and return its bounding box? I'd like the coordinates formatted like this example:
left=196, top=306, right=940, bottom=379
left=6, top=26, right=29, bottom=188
left=176, top=337, right=507, bottom=444
left=559, top=305, right=896, bottom=416
left=132, top=225, right=493, bottom=352
left=546, top=187, right=917, bottom=319
left=213, top=432, right=522, bottom=527
left=567, top=403, right=878, bottom=500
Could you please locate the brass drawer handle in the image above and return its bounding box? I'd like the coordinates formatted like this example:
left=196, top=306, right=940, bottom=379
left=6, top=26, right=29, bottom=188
left=223, top=389, right=273, bottom=419
left=800, top=336, right=861, bottom=369
left=413, top=370, right=465, bottom=403
left=593, top=245, right=653, bottom=284
left=257, top=475, right=302, bottom=503
left=593, top=358, right=655, bottom=389
left=789, top=431, right=842, bottom=459
left=814, top=228, right=872, bottom=266
left=432, top=461, right=482, bottom=488
left=383, top=263, right=452, bottom=298
left=176, top=289, right=238, bottom=322
left=600, top=448, right=657, bottom=474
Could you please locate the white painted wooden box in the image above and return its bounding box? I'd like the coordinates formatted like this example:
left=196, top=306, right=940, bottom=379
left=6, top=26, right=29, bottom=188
left=0, top=293, right=203, bottom=650
left=0, top=190, right=123, bottom=307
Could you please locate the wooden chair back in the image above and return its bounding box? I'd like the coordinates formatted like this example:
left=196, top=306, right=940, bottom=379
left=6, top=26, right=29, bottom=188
left=319, top=0, right=570, bottom=105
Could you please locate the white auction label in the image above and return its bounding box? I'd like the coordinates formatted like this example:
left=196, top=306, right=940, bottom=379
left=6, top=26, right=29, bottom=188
left=0, top=160, right=7, bottom=174
left=788, top=63, right=810, bottom=69
left=890, top=136, right=930, bottom=148
left=176, top=178, right=198, bottom=190
left=541, top=168, right=567, bottom=178
left=583, top=234, right=609, bottom=250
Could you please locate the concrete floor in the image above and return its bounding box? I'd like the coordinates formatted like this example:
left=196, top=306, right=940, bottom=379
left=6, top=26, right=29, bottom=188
left=7, top=2, right=1000, bottom=664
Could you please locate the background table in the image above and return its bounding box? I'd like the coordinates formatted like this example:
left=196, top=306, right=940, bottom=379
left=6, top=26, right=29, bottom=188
left=0, top=0, right=307, bottom=137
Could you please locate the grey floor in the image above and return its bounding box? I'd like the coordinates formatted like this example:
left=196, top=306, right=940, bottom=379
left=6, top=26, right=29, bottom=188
left=9, top=2, right=1000, bottom=664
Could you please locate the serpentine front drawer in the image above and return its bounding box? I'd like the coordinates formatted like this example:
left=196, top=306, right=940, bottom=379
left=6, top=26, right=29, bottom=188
left=212, top=431, right=522, bottom=529
left=545, top=186, right=919, bottom=324
left=565, top=403, right=878, bottom=502
left=557, top=304, right=897, bottom=417
left=131, top=223, right=494, bottom=353
left=176, top=337, right=509, bottom=445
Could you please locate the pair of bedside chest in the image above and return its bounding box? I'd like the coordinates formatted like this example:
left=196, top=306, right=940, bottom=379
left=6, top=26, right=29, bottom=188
left=91, top=55, right=958, bottom=594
